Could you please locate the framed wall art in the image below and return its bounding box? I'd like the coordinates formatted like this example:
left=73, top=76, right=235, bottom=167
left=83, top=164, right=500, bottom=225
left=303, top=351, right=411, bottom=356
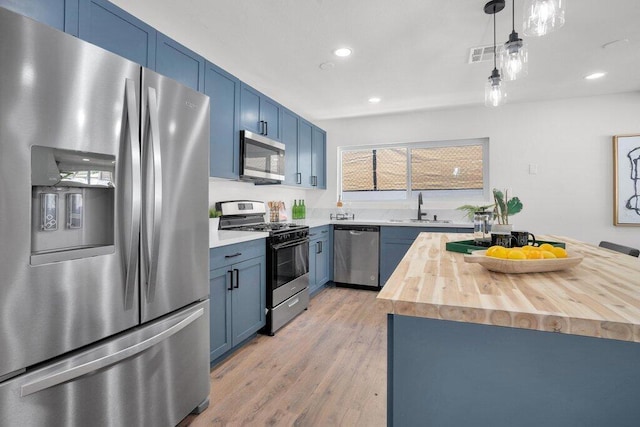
left=613, top=134, right=640, bottom=226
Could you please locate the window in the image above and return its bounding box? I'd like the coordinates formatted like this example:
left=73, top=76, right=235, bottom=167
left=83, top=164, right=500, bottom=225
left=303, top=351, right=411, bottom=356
left=339, top=138, right=489, bottom=201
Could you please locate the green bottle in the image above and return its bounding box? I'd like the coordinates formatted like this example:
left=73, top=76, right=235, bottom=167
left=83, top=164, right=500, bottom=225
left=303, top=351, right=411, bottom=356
left=301, top=200, right=306, bottom=219
left=292, top=200, right=298, bottom=219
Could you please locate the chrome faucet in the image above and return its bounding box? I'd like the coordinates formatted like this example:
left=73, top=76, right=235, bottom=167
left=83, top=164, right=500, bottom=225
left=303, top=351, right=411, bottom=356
left=417, top=192, right=427, bottom=220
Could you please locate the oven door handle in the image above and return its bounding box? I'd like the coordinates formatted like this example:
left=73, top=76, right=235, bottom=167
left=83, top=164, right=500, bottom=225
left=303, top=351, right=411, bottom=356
left=271, top=238, right=309, bottom=250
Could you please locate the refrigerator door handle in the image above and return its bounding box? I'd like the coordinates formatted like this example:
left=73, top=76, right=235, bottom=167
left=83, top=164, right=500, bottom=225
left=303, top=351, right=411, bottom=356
left=142, top=86, right=163, bottom=301
left=20, top=307, right=204, bottom=397
left=123, top=79, right=141, bottom=310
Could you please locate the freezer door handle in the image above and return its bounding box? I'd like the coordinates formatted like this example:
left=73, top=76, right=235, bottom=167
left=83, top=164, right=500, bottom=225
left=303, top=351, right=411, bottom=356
left=20, top=307, right=204, bottom=397
left=123, top=78, right=141, bottom=310
left=142, top=86, right=163, bottom=301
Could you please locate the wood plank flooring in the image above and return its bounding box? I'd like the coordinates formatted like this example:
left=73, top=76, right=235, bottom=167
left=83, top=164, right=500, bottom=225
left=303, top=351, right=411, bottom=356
left=181, top=286, right=387, bottom=426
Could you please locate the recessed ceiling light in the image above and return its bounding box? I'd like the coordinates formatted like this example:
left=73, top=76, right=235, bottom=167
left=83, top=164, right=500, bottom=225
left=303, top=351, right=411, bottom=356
left=319, top=62, right=335, bottom=70
left=585, top=72, right=606, bottom=80
left=334, top=47, right=352, bottom=57
left=368, top=97, right=381, bottom=104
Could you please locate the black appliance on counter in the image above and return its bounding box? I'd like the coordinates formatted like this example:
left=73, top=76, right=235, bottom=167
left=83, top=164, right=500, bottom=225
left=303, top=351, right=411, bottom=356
left=216, top=200, right=309, bottom=335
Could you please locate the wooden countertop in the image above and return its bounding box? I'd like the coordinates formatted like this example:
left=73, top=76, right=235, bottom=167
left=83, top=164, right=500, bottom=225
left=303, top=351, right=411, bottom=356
left=377, top=233, right=640, bottom=343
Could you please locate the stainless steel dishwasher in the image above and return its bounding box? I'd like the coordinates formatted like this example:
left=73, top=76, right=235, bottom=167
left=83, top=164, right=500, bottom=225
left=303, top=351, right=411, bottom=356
left=333, top=224, right=380, bottom=289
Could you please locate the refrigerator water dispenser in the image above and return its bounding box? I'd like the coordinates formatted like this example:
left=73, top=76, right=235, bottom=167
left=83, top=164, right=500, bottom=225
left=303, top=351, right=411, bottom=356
left=31, top=146, right=115, bottom=265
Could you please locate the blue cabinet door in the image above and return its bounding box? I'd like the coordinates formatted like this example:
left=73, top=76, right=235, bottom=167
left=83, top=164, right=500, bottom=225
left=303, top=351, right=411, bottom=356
left=0, top=0, right=78, bottom=34
left=260, top=96, right=281, bottom=141
left=239, top=84, right=261, bottom=134
left=239, top=83, right=281, bottom=141
left=316, top=234, right=330, bottom=286
left=309, top=226, right=332, bottom=295
left=311, top=126, right=326, bottom=189
left=282, top=109, right=300, bottom=186
left=231, top=256, right=266, bottom=345
left=155, top=32, right=204, bottom=91
left=78, top=0, right=156, bottom=67
left=209, top=266, right=232, bottom=362
left=298, top=119, right=313, bottom=188
left=205, top=61, right=240, bottom=179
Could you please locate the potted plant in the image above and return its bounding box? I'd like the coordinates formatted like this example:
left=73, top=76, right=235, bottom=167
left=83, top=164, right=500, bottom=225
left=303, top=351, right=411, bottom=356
left=209, top=207, right=222, bottom=230
left=492, top=188, right=523, bottom=232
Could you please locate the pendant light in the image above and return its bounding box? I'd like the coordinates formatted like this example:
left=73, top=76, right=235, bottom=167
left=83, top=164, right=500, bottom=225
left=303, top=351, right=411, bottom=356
left=523, top=0, right=565, bottom=37
left=484, top=0, right=507, bottom=107
left=501, top=0, right=528, bottom=80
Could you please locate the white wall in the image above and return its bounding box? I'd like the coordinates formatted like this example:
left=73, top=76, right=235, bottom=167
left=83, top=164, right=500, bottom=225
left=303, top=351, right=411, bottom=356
left=308, top=92, right=640, bottom=248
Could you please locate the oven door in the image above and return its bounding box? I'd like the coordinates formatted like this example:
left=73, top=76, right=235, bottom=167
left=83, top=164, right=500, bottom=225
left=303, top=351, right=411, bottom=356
left=271, top=238, right=309, bottom=290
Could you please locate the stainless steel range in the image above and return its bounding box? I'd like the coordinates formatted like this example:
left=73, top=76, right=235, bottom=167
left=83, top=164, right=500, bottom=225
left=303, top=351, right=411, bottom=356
left=216, top=201, right=310, bottom=335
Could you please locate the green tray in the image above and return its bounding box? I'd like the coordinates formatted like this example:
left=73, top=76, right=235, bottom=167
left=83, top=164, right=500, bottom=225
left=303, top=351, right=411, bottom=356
left=446, top=239, right=566, bottom=254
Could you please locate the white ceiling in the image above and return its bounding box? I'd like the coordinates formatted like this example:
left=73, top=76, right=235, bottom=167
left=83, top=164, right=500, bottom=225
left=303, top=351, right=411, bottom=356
left=115, top=0, right=640, bottom=121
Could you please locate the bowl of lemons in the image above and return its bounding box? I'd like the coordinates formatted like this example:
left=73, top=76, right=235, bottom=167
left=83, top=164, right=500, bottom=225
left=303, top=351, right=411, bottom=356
left=464, top=243, right=583, bottom=273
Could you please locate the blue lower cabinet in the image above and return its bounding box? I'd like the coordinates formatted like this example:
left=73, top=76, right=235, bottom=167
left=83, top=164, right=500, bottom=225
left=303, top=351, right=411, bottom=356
left=379, top=226, right=473, bottom=285
left=155, top=32, right=204, bottom=92
left=78, top=0, right=156, bottom=68
left=209, top=267, right=232, bottom=361
left=209, top=241, right=266, bottom=363
left=0, top=0, right=77, bottom=34
left=309, top=226, right=332, bottom=295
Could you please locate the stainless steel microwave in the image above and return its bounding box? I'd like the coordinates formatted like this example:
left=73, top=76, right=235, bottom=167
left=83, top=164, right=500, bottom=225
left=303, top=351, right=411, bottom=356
left=240, top=130, right=285, bottom=184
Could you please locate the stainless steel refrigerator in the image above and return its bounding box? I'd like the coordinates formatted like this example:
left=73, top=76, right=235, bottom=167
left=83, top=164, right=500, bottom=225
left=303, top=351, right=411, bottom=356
left=0, top=8, right=210, bottom=426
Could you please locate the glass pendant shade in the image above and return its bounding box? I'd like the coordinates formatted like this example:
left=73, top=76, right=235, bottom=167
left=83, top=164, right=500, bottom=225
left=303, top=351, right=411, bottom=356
left=523, top=0, right=565, bottom=37
left=485, top=69, right=507, bottom=107
left=500, top=32, right=528, bottom=80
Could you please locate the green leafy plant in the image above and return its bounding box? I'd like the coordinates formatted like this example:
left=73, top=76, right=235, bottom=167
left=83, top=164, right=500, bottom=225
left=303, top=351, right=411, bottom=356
left=456, top=204, right=494, bottom=222
left=209, top=208, right=222, bottom=218
left=493, top=188, right=523, bottom=224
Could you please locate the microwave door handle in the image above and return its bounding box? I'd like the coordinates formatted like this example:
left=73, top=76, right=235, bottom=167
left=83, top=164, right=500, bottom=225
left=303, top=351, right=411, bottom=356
left=123, top=79, right=141, bottom=310
left=143, top=86, right=163, bottom=301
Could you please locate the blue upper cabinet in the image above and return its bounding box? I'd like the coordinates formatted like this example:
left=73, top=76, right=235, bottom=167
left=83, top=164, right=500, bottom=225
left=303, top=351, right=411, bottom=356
left=298, top=119, right=313, bottom=188
left=311, top=126, right=326, bottom=189
left=78, top=0, right=156, bottom=68
left=156, top=33, right=204, bottom=92
left=282, top=109, right=300, bottom=186
left=0, top=0, right=78, bottom=34
left=240, top=83, right=281, bottom=141
left=205, top=61, right=240, bottom=179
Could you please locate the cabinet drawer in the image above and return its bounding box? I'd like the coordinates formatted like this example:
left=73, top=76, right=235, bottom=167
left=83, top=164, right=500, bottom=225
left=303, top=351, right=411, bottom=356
left=210, top=239, right=265, bottom=270
left=309, top=225, right=331, bottom=241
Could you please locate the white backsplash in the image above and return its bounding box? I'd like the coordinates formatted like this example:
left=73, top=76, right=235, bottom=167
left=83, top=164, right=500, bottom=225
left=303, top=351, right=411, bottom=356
left=208, top=178, right=307, bottom=221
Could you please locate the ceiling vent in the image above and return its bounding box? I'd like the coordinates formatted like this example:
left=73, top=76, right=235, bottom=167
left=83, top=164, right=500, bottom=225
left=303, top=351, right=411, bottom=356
left=468, top=45, right=496, bottom=64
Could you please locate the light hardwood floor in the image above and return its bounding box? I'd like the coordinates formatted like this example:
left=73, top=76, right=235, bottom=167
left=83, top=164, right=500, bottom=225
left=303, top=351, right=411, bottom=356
left=182, top=285, right=387, bottom=426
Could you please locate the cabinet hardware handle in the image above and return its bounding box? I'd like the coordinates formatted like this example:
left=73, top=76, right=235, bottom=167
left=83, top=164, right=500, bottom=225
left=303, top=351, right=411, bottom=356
left=227, top=270, right=233, bottom=291
left=234, top=269, right=239, bottom=288
left=321, top=230, right=328, bottom=234
left=309, top=233, right=317, bottom=237
left=317, top=241, right=322, bottom=254
left=296, top=173, right=301, bottom=184
left=225, top=252, right=242, bottom=258
left=264, top=121, right=268, bottom=136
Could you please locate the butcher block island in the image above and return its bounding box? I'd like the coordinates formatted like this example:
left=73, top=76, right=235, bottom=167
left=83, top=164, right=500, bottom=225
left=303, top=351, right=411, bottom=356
left=378, top=233, right=640, bottom=427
